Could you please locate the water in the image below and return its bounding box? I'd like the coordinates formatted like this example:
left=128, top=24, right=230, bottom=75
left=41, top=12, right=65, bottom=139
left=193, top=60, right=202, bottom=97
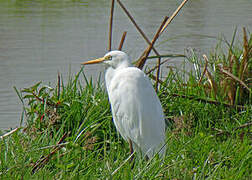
left=0, top=0, right=251, bottom=130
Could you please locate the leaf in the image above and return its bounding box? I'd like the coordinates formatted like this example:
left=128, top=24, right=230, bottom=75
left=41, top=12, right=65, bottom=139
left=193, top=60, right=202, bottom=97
left=14, top=86, right=24, bottom=104
left=55, top=164, right=65, bottom=169
left=28, top=99, right=36, bottom=106
left=21, top=88, right=33, bottom=93
left=44, top=85, right=54, bottom=91
left=31, top=81, right=42, bottom=91
left=23, top=95, right=35, bottom=99
left=66, top=163, right=75, bottom=169
left=38, top=87, right=47, bottom=97
left=63, top=102, right=70, bottom=107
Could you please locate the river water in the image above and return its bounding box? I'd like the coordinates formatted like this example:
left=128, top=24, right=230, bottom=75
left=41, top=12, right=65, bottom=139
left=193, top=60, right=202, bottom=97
left=0, top=0, right=251, bottom=130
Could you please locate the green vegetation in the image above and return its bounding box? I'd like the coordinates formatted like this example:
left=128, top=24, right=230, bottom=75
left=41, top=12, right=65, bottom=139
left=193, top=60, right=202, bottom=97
left=0, top=30, right=251, bottom=179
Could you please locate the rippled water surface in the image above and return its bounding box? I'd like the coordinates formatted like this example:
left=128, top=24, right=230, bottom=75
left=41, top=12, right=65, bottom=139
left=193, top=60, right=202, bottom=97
left=0, top=0, right=251, bottom=129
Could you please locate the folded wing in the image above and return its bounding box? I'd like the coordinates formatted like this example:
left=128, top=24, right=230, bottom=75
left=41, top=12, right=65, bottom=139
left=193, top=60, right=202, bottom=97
left=107, top=67, right=166, bottom=158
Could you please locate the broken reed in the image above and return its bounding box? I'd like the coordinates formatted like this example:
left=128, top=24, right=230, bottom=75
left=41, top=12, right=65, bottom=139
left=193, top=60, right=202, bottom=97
left=187, top=28, right=251, bottom=106
left=108, top=0, right=189, bottom=91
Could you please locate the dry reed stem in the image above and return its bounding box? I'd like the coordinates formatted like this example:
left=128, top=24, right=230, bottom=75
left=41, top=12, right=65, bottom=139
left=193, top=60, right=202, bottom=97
left=137, top=0, right=188, bottom=70
left=199, top=54, right=208, bottom=84
left=136, top=16, right=169, bottom=69
left=0, top=127, right=20, bottom=139
left=116, top=0, right=160, bottom=56
left=108, top=0, right=115, bottom=51
left=118, top=31, right=127, bottom=50
left=31, top=132, right=68, bottom=174
left=206, top=70, right=217, bottom=99
left=212, top=121, right=252, bottom=137
left=234, top=121, right=252, bottom=130
left=33, top=142, right=69, bottom=151
left=160, top=0, right=189, bottom=34
left=218, top=65, right=251, bottom=92
left=201, top=55, right=217, bottom=98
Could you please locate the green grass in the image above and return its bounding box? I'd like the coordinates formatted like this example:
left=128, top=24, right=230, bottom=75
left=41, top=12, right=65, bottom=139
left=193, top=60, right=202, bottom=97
left=0, top=32, right=251, bottom=179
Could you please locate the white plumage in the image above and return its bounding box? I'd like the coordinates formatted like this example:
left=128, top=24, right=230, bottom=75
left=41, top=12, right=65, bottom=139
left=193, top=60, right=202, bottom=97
left=82, top=50, right=166, bottom=158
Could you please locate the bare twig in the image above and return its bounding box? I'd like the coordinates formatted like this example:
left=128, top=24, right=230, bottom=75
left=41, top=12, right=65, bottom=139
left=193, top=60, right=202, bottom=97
left=0, top=128, right=20, bottom=139
left=118, top=31, right=127, bottom=50
left=199, top=55, right=217, bottom=98
left=211, top=127, right=230, bottom=136
left=149, top=0, right=189, bottom=90
left=206, top=69, right=218, bottom=99
left=218, top=65, right=251, bottom=92
left=31, top=132, right=68, bottom=174
left=160, top=0, right=189, bottom=34
left=136, top=16, right=169, bottom=69
left=31, top=142, right=69, bottom=152
left=108, top=0, right=115, bottom=51
left=234, top=121, right=252, bottom=131
left=212, top=121, right=252, bottom=136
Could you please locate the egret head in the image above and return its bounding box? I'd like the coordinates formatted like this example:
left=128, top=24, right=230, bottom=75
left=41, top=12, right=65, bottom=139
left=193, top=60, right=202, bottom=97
left=82, top=50, right=131, bottom=69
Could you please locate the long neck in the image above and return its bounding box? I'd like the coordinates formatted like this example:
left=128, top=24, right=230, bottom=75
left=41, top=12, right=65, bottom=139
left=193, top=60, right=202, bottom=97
left=105, top=60, right=132, bottom=91
left=118, top=60, right=131, bottom=69
left=111, top=60, right=131, bottom=70
left=105, top=67, right=115, bottom=92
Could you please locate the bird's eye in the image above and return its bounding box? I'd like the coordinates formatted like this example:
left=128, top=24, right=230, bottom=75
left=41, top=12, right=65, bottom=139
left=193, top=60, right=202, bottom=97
left=106, top=55, right=112, bottom=60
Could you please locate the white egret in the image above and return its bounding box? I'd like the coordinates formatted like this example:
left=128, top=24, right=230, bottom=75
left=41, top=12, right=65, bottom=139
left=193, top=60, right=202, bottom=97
left=82, top=50, right=166, bottom=158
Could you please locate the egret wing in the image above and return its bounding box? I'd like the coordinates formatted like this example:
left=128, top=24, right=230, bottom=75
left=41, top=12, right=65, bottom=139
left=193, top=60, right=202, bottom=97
left=107, top=67, right=166, bottom=157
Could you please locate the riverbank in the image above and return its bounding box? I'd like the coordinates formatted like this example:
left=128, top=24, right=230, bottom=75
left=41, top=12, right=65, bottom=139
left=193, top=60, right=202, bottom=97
left=0, top=29, right=251, bottom=179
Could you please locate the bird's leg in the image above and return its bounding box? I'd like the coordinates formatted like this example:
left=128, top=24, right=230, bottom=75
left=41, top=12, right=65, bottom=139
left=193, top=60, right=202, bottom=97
left=129, top=138, right=133, bottom=155
left=128, top=139, right=135, bottom=168
left=144, top=155, right=149, bottom=161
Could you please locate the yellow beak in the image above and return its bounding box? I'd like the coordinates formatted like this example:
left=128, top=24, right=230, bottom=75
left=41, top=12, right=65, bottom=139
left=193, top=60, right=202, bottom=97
left=81, top=57, right=106, bottom=65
